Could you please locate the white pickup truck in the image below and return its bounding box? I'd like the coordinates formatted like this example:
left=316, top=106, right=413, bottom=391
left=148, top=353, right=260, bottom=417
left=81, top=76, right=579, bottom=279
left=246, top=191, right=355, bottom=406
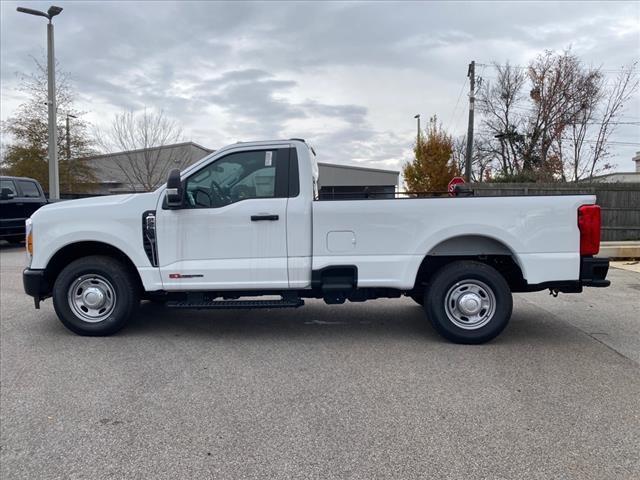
left=23, top=139, right=610, bottom=343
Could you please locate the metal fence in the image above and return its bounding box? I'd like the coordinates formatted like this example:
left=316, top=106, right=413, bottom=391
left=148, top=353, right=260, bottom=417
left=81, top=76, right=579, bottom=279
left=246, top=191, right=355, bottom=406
left=472, top=183, right=640, bottom=241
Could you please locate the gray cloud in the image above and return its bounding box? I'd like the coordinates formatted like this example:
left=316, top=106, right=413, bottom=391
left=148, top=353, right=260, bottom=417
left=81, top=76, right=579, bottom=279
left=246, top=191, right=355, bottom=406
left=1, top=1, right=638, bottom=172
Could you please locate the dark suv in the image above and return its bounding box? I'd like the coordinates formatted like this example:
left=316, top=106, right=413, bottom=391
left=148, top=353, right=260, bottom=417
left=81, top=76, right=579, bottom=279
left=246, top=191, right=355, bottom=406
left=0, top=176, right=47, bottom=244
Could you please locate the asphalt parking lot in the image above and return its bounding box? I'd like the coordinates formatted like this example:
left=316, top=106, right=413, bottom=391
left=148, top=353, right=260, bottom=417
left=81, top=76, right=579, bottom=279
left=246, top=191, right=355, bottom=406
left=1, top=244, right=639, bottom=479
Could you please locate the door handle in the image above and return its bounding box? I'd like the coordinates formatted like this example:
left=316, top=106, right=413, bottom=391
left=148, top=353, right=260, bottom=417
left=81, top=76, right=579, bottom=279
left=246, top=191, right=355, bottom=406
left=251, top=214, right=279, bottom=221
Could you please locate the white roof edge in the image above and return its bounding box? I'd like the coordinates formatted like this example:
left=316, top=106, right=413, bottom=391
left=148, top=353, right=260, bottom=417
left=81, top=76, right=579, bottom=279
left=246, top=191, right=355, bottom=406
left=317, top=162, right=399, bottom=175
left=85, top=141, right=214, bottom=160
left=589, top=171, right=640, bottom=179
left=232, top=139, right=299, bottom=146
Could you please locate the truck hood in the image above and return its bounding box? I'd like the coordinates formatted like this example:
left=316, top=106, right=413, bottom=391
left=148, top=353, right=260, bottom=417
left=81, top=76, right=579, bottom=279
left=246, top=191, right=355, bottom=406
left=28, top=191, right=162, bottom=271
left=31, top=192, right=159, bottom=221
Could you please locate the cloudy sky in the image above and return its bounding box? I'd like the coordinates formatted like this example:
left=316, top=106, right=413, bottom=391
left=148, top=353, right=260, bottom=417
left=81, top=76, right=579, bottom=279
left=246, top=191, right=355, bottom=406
left=1, top=1, right=639, bottom=172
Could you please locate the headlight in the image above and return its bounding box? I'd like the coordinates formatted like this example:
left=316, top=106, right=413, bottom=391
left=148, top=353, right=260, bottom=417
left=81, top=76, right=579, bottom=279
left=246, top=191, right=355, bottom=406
left=25, top=218, right=33, bottom=262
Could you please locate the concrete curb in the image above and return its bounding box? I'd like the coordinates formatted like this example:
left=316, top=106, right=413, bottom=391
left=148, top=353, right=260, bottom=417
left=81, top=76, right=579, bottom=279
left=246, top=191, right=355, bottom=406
left=597, top=241, right=640, bottom=259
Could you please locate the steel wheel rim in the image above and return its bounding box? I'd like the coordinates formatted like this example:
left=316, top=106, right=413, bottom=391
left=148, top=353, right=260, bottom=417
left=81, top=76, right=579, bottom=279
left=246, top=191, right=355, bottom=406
left=67, top=274, right=116, bottom=323
left=444, top=279, right=496, bottom=330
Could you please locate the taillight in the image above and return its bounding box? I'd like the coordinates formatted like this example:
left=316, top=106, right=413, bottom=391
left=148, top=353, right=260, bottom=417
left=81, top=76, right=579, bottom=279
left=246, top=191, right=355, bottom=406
left=578, top=205, right=601, bottom=256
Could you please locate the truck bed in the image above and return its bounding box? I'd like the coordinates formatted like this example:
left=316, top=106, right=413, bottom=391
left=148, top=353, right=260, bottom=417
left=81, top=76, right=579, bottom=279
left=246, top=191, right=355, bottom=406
left=312, top=194, right=595, bottom=288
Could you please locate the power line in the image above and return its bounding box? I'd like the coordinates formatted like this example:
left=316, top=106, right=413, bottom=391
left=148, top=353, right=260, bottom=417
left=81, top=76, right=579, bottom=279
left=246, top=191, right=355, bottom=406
left=584, top=122, right=640, bottom=126
left=477, top=133, right=640, bottom=146
left=560, top=138, right=640, bottom=146
left=480, top=104, right=640, bottom=126
left=476, top=62, right=639, bottom=76
left=447, top=76, right=467, bottom=132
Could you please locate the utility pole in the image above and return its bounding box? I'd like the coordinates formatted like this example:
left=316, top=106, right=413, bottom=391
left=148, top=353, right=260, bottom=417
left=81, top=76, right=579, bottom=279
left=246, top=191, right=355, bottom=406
left=17, top=5, right=64, bottom=200
left=465, top=60, right=475, bottom=182
left=414, top=114, right=421, bottom=143
left=66, top=113, right=76, bottom=161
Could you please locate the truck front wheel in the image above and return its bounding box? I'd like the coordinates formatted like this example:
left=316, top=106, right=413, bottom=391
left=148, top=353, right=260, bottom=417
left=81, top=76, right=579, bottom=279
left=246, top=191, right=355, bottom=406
left=425, top=261, right=512, bottom=344
left=52, top=255, right=139, bottom=336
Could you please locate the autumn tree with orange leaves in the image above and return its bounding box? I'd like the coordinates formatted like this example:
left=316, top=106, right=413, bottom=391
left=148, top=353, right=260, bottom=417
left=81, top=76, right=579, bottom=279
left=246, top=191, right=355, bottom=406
left=403, top=116, right=460, bottom=192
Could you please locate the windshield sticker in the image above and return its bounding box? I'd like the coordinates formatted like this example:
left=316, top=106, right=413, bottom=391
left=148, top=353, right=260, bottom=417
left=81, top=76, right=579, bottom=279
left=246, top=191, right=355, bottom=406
left=265, top=151, right=272, bottom=167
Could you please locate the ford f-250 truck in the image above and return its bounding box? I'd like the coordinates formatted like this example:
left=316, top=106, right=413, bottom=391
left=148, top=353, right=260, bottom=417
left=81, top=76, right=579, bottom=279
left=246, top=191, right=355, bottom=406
left=23, top=139, right=610, bottom=343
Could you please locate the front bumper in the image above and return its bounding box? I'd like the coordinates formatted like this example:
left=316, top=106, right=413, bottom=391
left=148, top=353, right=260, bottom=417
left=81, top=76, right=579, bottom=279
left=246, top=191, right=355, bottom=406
left=23, top=268, right=50, bottom=308
left=580, top=257, right=610, bottom=287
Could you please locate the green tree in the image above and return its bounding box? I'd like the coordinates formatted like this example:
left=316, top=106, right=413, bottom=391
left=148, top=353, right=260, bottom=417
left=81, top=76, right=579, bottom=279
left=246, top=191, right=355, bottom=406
left=403, top=116, right=459, bottom=192
left=1, top=57, right=96, bottom=193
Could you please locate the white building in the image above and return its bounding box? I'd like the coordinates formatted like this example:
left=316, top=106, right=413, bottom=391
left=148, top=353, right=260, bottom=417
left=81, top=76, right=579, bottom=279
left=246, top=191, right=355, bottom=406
left=588, top=151, right=640, bottom=183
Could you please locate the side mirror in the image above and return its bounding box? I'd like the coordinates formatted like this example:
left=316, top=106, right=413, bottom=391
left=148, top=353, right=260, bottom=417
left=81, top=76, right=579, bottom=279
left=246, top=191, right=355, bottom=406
left=0, top=188, right=15, bottom=200
left=165, top=169, right=183, bottom=208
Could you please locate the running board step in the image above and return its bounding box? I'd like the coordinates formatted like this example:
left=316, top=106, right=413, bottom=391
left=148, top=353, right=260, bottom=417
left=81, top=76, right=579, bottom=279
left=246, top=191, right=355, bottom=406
left=166, top=298, right=304, bottom=309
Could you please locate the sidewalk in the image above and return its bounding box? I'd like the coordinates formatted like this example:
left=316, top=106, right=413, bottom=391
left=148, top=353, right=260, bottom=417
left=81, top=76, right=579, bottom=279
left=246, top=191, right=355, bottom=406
left=610, top=260, right=640, bottom=273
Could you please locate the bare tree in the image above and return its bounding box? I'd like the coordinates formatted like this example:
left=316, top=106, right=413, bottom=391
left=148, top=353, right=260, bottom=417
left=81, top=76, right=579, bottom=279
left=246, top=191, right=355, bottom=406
left=96, top=109, right=190, bottom=191
left=452, top=135, right=493, bottom=181
left=524, top=49, right=601, bottom=175
left=477, top=49, right=634, bottom=182
left=559, top=62, right=639, bottom=181
left=477, top=62, right=527, bottom=177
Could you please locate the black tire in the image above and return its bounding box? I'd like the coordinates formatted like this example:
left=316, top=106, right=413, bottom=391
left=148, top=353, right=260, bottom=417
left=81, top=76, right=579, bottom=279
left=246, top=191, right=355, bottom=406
left=425, top=261, right=512, bottom=344
left=52, top=255, right=139, bottom=336
left=409, top=293, right=424, bottom=306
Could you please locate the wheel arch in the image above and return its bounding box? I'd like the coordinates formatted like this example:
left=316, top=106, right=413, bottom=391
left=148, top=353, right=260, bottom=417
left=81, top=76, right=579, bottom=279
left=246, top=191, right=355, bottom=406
left=412, top=234, right=527, bottom=292
left=44, top=241, right=144, bottom=293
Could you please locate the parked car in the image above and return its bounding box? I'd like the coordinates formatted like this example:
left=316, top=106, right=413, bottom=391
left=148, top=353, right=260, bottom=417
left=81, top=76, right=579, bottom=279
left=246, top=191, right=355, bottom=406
left=22, top=139, right=609, bottom=343
left=0, top=175, right=47, bottom=244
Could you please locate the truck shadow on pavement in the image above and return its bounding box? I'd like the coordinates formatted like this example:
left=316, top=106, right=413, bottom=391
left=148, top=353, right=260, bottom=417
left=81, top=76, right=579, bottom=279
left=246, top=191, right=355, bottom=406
left=125, top=299, right=437, bottom=341
left=113, top=298, right=576, bottom=346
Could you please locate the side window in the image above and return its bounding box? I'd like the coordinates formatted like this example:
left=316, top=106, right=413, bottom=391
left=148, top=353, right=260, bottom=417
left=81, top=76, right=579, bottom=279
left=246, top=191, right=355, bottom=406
left=0, top=179, right=17, bottom=196
left=185, top=149, right=288, bottom=208
left=17, top=180, right=41, bottom=198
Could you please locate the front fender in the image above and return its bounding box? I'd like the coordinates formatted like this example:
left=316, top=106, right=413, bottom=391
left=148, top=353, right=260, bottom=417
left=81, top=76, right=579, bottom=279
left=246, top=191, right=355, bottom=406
left=32, top=230, right=149, bottom=270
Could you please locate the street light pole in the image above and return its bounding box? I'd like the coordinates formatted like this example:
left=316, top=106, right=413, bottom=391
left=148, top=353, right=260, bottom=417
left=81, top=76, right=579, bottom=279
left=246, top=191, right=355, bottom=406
left=17, top=5, right=63, bottom=200
left=46, top=20, right=58, bottom=199
left=414, top=114, right=421, bottom=144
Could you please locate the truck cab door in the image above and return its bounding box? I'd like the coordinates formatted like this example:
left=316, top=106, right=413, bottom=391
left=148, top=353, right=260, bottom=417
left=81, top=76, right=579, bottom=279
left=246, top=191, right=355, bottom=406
left=155, top=146, right=292, bottom=291
left=0, top=179, right=24, bottom=239
left=15, top=179, right=46, bottom=218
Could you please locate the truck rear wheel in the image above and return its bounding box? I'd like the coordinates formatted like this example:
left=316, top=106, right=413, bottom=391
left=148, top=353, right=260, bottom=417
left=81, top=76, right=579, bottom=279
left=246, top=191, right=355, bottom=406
left=424, top=261, right=512, bottom=344
left=52, top=255, right=139, bottom=336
